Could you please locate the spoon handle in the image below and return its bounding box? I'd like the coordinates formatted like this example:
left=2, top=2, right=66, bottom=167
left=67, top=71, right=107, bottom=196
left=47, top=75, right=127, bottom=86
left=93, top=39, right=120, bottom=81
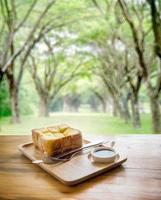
left=55, top=140, right=109, bottom=159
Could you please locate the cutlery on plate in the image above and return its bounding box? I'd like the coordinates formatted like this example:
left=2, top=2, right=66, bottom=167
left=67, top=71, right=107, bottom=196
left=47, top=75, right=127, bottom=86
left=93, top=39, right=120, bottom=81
left=32, top=140, right=115, bottom=164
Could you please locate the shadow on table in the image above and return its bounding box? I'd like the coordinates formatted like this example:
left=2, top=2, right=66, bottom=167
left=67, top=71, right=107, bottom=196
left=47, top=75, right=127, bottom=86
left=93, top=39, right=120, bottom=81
left=45, top=165, right=126, bottom=193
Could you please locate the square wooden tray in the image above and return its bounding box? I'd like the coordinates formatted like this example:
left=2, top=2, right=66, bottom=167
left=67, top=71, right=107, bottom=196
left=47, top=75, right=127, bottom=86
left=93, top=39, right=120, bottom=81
left=18, top=140, right=127, bottom=186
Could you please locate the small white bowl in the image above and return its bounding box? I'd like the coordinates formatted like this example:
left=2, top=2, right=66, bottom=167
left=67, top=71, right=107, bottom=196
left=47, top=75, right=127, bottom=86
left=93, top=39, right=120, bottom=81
left=90, top=146, right=119, bottom=163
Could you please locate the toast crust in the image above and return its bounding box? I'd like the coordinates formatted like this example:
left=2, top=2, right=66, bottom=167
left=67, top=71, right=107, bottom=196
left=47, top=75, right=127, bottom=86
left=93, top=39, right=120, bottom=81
left=32, top=124, right=82, bottom=156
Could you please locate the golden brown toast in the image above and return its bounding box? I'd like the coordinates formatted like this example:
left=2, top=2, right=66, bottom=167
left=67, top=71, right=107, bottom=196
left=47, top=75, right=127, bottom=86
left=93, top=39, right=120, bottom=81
left=32, top=124, right=82, bottom=156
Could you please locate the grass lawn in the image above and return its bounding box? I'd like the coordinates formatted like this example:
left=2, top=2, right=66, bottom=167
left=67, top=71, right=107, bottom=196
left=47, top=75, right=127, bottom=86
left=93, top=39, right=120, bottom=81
left=0, top=112, right=153, bottom=136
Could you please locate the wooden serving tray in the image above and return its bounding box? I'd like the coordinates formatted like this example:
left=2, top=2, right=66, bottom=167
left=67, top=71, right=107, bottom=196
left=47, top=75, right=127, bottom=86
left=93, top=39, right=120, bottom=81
left=18, top=140, right=127, bottom=186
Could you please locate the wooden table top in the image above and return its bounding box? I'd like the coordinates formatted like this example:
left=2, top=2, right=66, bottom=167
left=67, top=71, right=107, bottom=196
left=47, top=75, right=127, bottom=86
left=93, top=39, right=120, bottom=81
left=0, top=135, right=161, bottom=200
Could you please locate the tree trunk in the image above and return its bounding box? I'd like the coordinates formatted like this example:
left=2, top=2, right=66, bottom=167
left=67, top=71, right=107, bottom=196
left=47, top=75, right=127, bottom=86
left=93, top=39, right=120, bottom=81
left=102, top=101, right=107, bottom=112
left=98, top=98, right=106, bottom=112
left=90, top=97, right=99, bottom=112
left=149, top=95, right=161, bottom=133
left=92, top=90, right=107, bottom=112
left=112, top=99, right=118, bottom=117
left=39, top=97, right=49, bottom=117
left=7, top=74, right=20, bottom=123
left=112, top=98, right=122, bottom=117
left=122, top=98, right=131, bottom=123
left=130, top=94, right=141, bottom=128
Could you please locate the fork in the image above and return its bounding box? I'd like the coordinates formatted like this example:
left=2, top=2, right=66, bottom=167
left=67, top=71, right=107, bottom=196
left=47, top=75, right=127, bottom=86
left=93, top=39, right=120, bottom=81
left=32, top=140, right=115, bottom=164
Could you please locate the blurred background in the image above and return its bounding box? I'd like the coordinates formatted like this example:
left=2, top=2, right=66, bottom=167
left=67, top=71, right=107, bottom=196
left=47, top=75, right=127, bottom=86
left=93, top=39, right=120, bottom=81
left=0, top=0, right=161, bottom=135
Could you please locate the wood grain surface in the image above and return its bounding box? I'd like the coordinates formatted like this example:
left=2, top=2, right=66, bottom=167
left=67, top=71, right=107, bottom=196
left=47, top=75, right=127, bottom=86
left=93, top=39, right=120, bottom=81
left=0, top=135, right=161, bottom=200
left=18, top=141, right=127, bottom=185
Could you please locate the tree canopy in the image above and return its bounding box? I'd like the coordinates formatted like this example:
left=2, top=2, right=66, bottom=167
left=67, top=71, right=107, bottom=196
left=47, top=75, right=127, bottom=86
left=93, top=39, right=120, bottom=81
left=0, top=0, right=161, bottom=133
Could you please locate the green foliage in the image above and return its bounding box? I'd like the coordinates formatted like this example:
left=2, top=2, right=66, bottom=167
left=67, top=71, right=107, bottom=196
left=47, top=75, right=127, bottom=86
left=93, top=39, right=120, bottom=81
left=18, top=70, right=39, bottom=115
left=50, top=96, right=63, bottom=112
left=0, top=0, right=160, bottom=133
left=0, top=77, right=39, bottom=117
left=0, top=80, right=11, bottom=117
left=19, top=86, right=37, bottom=115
